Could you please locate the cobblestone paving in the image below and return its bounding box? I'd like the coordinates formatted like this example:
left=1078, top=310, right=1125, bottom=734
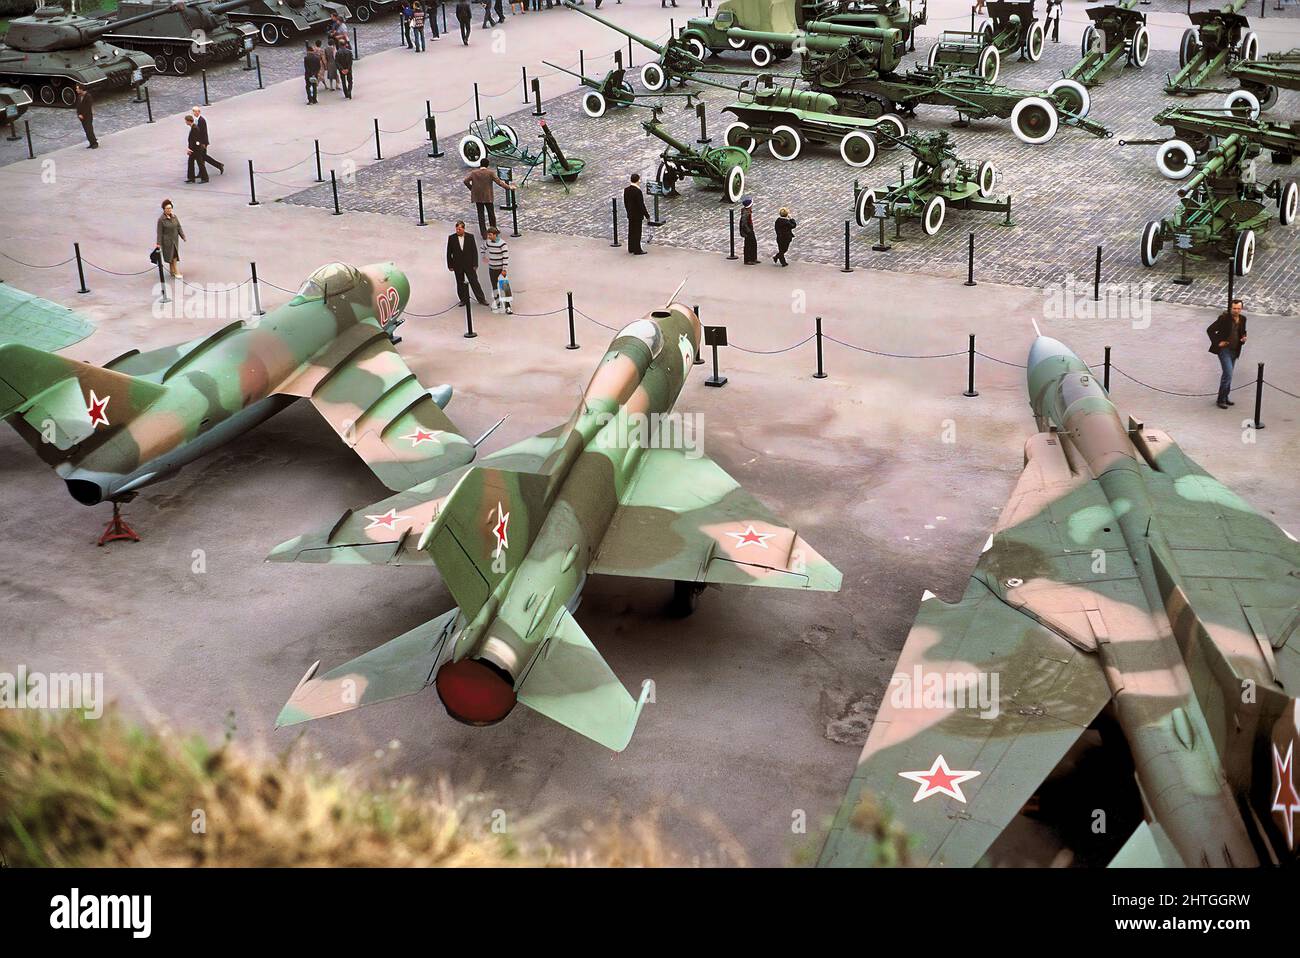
left=285, top=38, right=1300, bottom=314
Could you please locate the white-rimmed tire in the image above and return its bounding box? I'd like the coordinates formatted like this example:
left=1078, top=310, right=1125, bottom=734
left=1081, top=23, right=1098, bottom=57
left=1156, top=138, right=1197, bottom=179
left=582, top=90, right=607, bottom=118
left=750, top=43, right=774, bottom=68
left=260, top=22, right=281, bottom=45
left=1233, top=229, right=1255, bottom=275
left=726, top=35, right=747, bottom=50
left=1011, top=96, right=1059, bottom=144
left=978, top=44, right=1000, bottom=84
left=876, top=113, right=907, bottom=141
left=978, top=19, right=994, bottom=45
left=1047, top=77, right=1090, bottom=117
left=1224, top=88, right=1260, bottom=120
left=1178, top=28, right=1200, bottom=67
left=1257, top=85, right=1279, bottom=111
left=497, top=122, right=518, bottom=148
left=927, top=41, right=941, bottom=68
left=1023, top=21, right=1044, bottom=62
left=726, top=165, right=745, bottom=204
left=840, top=130, right=877, bottom=167
left=723, top=121, right=757, bottom=154
left=1279, top=180, right=1298, bottom=226
left=354, top=3, right=371, bottom=21
left=855, top=188, right=878, bottom=228
left=685, top=36, right=707, bottom=61
left=767, top=124, right=802, bottom=160
left=1128, top=24, right=1150, bottom=67
left=640, top=62, right=667, bottom=92
left=977, top=160, right=996, bottom=197
left=1140, top=220, right=1162, bottom=267
left=922, top=194, right=946, bottom=236
left=1241, top=30, right=1259, bottom=62
left=458, top=133, right=486, bottom=167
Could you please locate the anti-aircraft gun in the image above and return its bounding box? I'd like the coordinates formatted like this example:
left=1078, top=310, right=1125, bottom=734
left=542, top=58, right=707, bottom=117
left=0, top=2, right=177, bottom=105
left=1120, top=106, right=1299, bottom=179
left=1139, top=131, right=1296, bottom=277
left=1061, top=0, right=1149, bottom=90
left=225, top=0, right=350, bottom=46
left=852, top=128, right=1009, bottom=237
left=1165, top=0, right=1258, bottom=96
left=104, top=0, right=259, bottom=76
left=1221, top=48, right=1300, bottom=116
left=928, top=0, right=1044, bottom=81
left=799, top=0, right=927, bottom=46
left=642, top=106, right=750, bottom=203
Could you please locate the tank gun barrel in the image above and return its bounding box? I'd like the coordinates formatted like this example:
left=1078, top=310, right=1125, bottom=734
left=94, top=1, right=185, bottom=37
left=804, top=20, right=901, bottom=44
left=205, top=0, right=261, bottom=15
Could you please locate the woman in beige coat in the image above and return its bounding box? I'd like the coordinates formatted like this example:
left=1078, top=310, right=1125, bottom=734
left=155, top=198, right=186, bottom=279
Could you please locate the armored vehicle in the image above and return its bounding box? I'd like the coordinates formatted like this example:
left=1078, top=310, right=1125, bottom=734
left=226, top=0, right=350, bottom=46
left=0, top=3, right=171, bottom=106
left=331, top=0, right=401, bottom=23
left=104, top=0, right=259, bottom=76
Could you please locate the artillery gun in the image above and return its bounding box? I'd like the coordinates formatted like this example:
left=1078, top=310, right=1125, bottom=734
left=104, top=0, right=258, bottom=76
left=457, top=115, right=587, bottom=189
left=1120, top=106, right=1298, bottom=179
left=853, top=129, right=1009, bottom=236
left=928, top=0, right=1044, bottom=82
left=1165, top=0, right=1258, bottom=96
left=1139, top=132, right=1296, bottom=277
left=538, top=119, right=585, bottom=190
left=722, top=72, right=905, bottom=165
left=799, top=0, right=927, bottom=45
left=0, top=3, right=176, bottom=106
left=1222, top=48, right=1300, bottom=116
left=642, top=106, right=750, bottom=203
left=226, top=0, right=350, bottom=46
left=541, top=59, right=706, bottom=117
left=1061, top=0, right=1148, bottom=90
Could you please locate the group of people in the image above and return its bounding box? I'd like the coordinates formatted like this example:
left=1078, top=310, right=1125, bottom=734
left=446, top=159, right=518, bottom=311
left=621, top=174, right=796, bottom=266
left=303, top=18, right=355, bottom=104
left=184, top=106, right=225, bottom=183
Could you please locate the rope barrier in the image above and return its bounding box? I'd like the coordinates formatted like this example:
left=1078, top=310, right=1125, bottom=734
left=1264, top=381, right=1300, bottom=400
left=403, top=301, right=463, bottom=318
left=836, top=336, right=968, bottom=360
left=83, top=259, right=156, bottom=277
left=0, top=251, right=75, bottom=269
left=732, top=334, right=815, bottom=355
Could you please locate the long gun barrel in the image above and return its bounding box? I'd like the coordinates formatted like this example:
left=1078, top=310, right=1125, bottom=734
left=206, top=0, right=261, bottom=15
left=92, top=1, right=187, bottom=38
left=563, top=0, right=667, bottom=57
left=643, top=118, right=693, bottom=156
left=805, top=20, right=902, bottom=44
left=1177, top=133, right=1246, bottom=196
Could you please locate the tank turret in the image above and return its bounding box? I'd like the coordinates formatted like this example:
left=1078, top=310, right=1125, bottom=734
left=3, top=3, right=183, bottom=53
left=104, top=0, right=261, bottom=75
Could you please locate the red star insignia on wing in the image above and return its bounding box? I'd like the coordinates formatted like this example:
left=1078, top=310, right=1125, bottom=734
left=1272, top=741, right=1300, bottom=850
left=491, top=501, right=509, bottom=556
left=726, top=524, right=774, bottom=549
left=898, top=755, right=981, bottom=804
left=86, top=389, right=111, bottom=428
left=400, top=428, right=440, bottom=447
left=364, top=509, right=411, bottom=531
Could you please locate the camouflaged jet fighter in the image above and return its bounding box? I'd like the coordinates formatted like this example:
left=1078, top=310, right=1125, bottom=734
left=0, top=262, right=476, bottom=543
left=269, top=300, right=841, bottom=751
left=820, top=335, right=1300, bottom=868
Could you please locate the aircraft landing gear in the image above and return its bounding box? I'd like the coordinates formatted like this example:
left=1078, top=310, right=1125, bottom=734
left=98, top=502, right=141, bottom=546
left=668, top=580, right=704, bottom=617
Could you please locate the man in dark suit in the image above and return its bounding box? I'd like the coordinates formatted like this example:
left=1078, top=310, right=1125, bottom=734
left=1206, top=298, right=1247, bottom=409
left=335, top=40, right=355, bottom=99
left=184, top=114, right=209, bottom=182
left=190, top=107, right=224, bottom=174
left=304, top=42, right=321, bottom=104
left=446, top=220, right=488, bottom=305
left=624, top=173, right=650, bottom=255
left=74, top=85, right=97, bottom=149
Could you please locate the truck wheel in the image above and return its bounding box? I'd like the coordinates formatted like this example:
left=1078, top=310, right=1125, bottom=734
left=1240, top=30, right=1259, bottom=62
left=855, top=188, right=878, bottom=228
left=458, top=134, right=486, bottom=167
left=640, top=62, right=667, bottom=92
left=1279, top=180, right=1298, bottom=226
left=726, top=165, right=745, bottom=203
left=767, top=124, right=802, bottom=161
left=1047, top=77, right=1090, bottom=117
left=1128, top=24, right=1150, bottom=67
left=750, top=43, right=774, bottom=68
left=1233, top=230, right=1255, bottom=276
left=1178, top=27, right=1199, bottom=68
left=1223, top=89, right=1259, bottom=120
left=1156, top=139, right=1196, bottom=179
left=685, top=37, right=707, bottom=61
left=261, top=22, right=281, bottom=45
left=1140, top=221, right=1162, bottom=267
left=922, top=194, right=946, bottom=236
left=1023, top=21, right=1044, bottom=63
left=1010, top=96, right=1058, bottom=145
left=840, top=130, right=876, bottom=168
left=977, top=44, right=1000, bottom=84
left=723, top=121, right=757, bottom=154
left=582, top=90, right=607, bottom=118
left=977, top=160, right=996, bottom=197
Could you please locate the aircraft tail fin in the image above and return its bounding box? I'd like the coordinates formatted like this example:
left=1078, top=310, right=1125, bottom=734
left=0, top=342, right=167, bottom=457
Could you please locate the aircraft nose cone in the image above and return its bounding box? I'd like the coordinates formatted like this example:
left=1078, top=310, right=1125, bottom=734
left=1027, top=336, right=1074, bottom=372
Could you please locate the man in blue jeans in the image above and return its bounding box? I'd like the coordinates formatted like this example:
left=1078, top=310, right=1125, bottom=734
left=1205, top=299, right=1247, bottom=409
left=412, top=2, right=427, bottom=50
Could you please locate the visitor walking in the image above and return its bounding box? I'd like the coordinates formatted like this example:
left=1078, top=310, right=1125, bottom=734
left=485, top=227, right=511, bottom=313
left=184, top=114, right=209, bottom=182
left=773, top=207, right=796, bottom=266
left=303, top=41, right=321, bottom=104
left=624, top=173, right=650, bottom=255
left=74, top=84, right=97, bottom=149
left=456, top=0, right=472, bottom=44
left=154, top=198, right=186, bottom=279
left=1206, top=299, right=1248, bottom=409
left=740, top=196, right=758, bottom=264
left=412, top=3, right=427, bottom=50
left=336, top=40, right=354, bottom=99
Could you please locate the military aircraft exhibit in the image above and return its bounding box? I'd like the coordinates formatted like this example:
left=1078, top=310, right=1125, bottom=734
left=0, top=0, right=1297, bottom=930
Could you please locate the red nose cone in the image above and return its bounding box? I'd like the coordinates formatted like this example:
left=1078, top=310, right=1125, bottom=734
left=436, top=658, right=517, bottom=726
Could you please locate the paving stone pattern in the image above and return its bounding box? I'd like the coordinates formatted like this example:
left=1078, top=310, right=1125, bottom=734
left=285, top=38, right=1300, bottom=314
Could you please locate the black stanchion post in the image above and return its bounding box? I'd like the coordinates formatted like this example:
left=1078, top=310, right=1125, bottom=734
left=144, top=86, right=154, bottom=123
left=1103, top=345, right=1111, bottom=392
left=474, top=82, right=481, bottom=120
left=247, top=160, right=259, bottom=206
left=521, top=66, right=529, bottom=103
left=841, top=221, right=853, bottom=272
left=255, top=54, right=263, bottom=89
left=374, top=118, right=382, bottom=160
left=426, top=115, right=444, bottom=158
left=353, top=26, right=360, bottom=57
left=416, top=178, right=427, bottom=226
left=510, top=187, right=520, bottom=237
left=5, top=119, right=18, bottom=142
left=872, top=213, right=890, bottom=252
left=1226, top=254, right=1235, bottom=309
left=531, top=78, right=546, bottom=116
left=1252, top=363, right=1265, bottom=429
left=202, top=69, right=210, bottom=106
left=580, top=49, right=585, bottom=78
left=565, top=291, right=579, bottom=349
left=704, top=325, right=727, bottom=388
left=727, top=208, right=737, bottom=260
left=963, top=333, right=979, bottom=397
left=155, top=256, right=169, bottom=303
left=964, top=231, right=976, bottom=286
left=315, top=138, right=323, bottom=180
left=24, top=120, right=33, bottom=159
left=628, top=35, right=634, bottom=68
left=813, top=316, right=828, bottom=379
left=610, top=197, right=620, bottom=247
left=463, top=298, right=477, bottom=339
left=1093, top=245, right=1102, bottom=300
left=73, top=243, right=89, bottom=294
left=250, top=262, right=265, bottom=316
left=696, top=100, right=710, bottom=144
left=330, top=169, right=342, bottom=215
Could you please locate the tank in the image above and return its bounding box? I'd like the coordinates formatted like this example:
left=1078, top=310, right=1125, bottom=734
left=103, top=0, right=261, bottom=76
left=225, top=0, right=351, bottom=46
left=0, top=4, right=176, bottom=107
left=330, top=0, right=401, bottom=25
left=1, top=85, right=35, bottom=123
